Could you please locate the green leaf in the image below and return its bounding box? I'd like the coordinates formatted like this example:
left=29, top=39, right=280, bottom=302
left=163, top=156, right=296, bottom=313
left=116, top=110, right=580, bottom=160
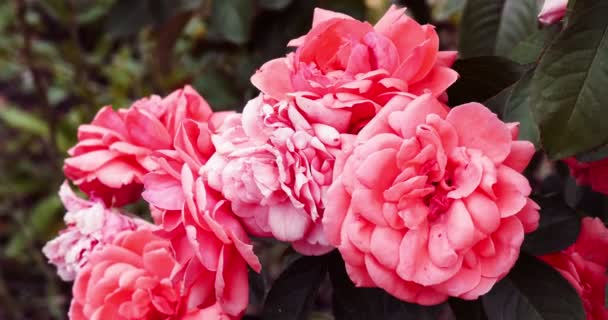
left=209, top=0, right=254, bottom=44
left=393, top=0, right=431, bottom=24
left=0, top=104, right=49, bottom=137
left=328, top=252, right=453, bottom=320
left=483, top=84, right=514, bottom=116
left=459, top=0, right=538, bottom=58
left=531, top=1, right=608, bottom=159
left=30, top=194, right=63, bottom=235
left=502, top=69, right=540, bottom=146
left=105, top=0, right=201, bottom=37
left=194, top=66, right=241, bottom=110
left=105, top=0, right=159, bottom=37
left=432, top=0, right=466, bottom=21
left=5, top=195, right=62, bottom=259
left=482, top=253, right=586, bottom=320
left=522, top=194, right=581, bottom=255
left=261, top=255, right=328, bottom=320
left=576, top=143, right=608, bottom=162
left=320, top=0, right=366, bottom=20
left=509, top=25, right=561, bottom=65
left=448, top=56, right=526, bottom=106
left=448, top=298, right=487, bottom=320
left=257, top=0, right=293, bottom=11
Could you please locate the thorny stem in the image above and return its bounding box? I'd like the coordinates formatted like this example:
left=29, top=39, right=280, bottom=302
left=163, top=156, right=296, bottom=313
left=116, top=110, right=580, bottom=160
left=14, top=0, right=60, bottom=169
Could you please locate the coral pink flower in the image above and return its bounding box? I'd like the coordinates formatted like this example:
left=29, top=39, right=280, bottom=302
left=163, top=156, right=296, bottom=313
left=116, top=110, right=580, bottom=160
left=43, top=182, right=141, bottom=281
left=205, top=95, right=348, bottom=255
left=563, top=158, right=608, bottom=196
left=538, top=0, right=568, bottom=24
left=251, top=5, right=458, bottom=134
left=541, top=217, right=608, bottom=320
left=64, top=86, right=213, bottom=206
left=142, top=116, right=261, bottom=318
left=322, top=94, right=539, bottom=305
left=69, top=228, right=235, bottom=319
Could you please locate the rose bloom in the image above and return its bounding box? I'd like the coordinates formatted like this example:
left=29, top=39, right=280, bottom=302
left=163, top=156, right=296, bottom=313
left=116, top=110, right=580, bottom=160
left=251, top=5, right=458, bottom=134
left=142, top=117, right=261, bottom=318
left=322, top=94, right=540, bottom=305
left=205, top=95, right=348, bottom=255
left=563, top=158, right=608, bottom=196
left=64, top=85, right=213, bottom=206
left=538, top=0, right=568, bottom=24
left=541, top=217, right=608, bottom=320
left=43, top=182, right=141, bottom=281
left=69, top=228, right=235, bottom=319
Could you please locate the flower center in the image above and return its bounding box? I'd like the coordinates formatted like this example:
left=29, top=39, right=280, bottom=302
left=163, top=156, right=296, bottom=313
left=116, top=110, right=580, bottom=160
left=425, top=188, right=453, bottom=221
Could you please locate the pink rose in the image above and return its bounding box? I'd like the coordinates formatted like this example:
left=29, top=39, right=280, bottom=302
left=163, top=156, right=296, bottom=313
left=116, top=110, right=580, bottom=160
left=142, top=117, right=261, bottom=318
left=69, top=228, right=234, bottom=319
left=205, top=95, right=348, bottom=255
left=564, top=158, right=608, bottom=195
left=538, top=0, right=568, bottom=25
left=541, top=217, right=608, bottom=320
left=42, top=182, right=141, bottom=281
left=251, top=5, right=458, bottom=134
left=322, top=94, right=539, bottom=305
left=64, top=86, right=213, bottom=206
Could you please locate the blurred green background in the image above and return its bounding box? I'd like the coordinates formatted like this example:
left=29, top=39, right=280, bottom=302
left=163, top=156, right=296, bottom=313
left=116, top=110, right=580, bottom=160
left=0, top=0, right=462, bottom=318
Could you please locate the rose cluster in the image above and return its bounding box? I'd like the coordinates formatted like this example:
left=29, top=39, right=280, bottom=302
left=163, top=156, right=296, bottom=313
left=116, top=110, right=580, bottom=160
left=42, top=4, right=607, bottom=320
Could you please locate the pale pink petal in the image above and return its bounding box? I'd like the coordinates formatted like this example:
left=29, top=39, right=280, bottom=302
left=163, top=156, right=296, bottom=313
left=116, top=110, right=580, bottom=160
left=446, top=103, right=512, bottom=164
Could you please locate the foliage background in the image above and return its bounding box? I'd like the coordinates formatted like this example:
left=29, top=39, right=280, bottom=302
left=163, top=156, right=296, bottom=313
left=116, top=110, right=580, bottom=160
left=9, top=0, right=592, bottom=319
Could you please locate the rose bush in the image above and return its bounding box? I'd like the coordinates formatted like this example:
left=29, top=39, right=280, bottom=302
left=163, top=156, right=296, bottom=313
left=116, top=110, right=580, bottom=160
left=39, top=2, right=608, bottom=320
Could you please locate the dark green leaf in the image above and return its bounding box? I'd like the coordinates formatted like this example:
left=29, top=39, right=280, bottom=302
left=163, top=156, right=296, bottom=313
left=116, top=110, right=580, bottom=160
left=482, top=253, right=586, bottom=320
left=483, top=84, right=515, bottom=116
left=393, top=0, right=431, bottom=24
left=261, top=254, right=328, bottom=320
left=209, top=0, right=254, bottom=44
left=564, top=179, right=608, bottom=222
left=249, top=268, right=267, bottom=310
left=251, top=0, right=316, bottom=62
left=105, top=0, right=160, bottom=37
left=522, top=194, right=581, bottom=255
left=448, top=298, right=487, bottom=320
left=459, top=0, right=538, bottom=58
left=509, top=25, right=561, bottom=65
left=105, top=0, right=202, bottom=37
left=448, top=56, right=526, bottom=106
left=531, top=1, right=608, bottom=159
left=321, top=0, right=366, bottom=20
left=576, top=143, right=608, bottom=162
left=502, top=69, right=540, bottom=146
left=329, top=252, right=453, bottom=320
left=258, top=0, right=293, bottom=11
left=194, top=65, right=241, bottom=110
